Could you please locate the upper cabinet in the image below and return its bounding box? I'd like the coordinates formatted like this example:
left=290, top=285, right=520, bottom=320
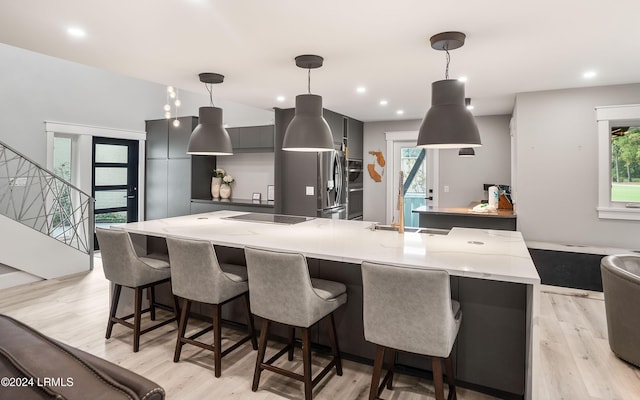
left=347, top=118, right=363, bottom=160
left=168, top=117, right=198, bottom=158
left=323, top=109, right=346, bottom=145
left=146, top=117, right=198, bottom=159
left=227, top=125, right=274, bottom=153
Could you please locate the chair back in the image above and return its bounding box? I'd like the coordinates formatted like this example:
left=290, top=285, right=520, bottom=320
left=244, top=247, right=322, bottom=327
left=601, top=254, right=640, bottom=367
left=96, top=228, right=145, bottom=287
left=166, top=236, right=245, bottom=304
left=362, top=261, right=461, bottom=358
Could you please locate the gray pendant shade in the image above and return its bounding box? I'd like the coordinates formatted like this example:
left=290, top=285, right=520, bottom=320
left=282, top=94, right=334, bottom=152
left=187, top=106, right=233, bottom=155
left=417, top=79, right=481, bottom=149
left=458, top=147, right=475, bottom=157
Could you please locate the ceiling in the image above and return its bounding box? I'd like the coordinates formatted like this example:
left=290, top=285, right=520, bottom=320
left=1, top=0, right=639, bottom=122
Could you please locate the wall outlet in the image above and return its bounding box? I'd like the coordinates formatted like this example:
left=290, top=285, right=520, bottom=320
left=306, top=186, right=314, bottom=196
left=444, top=185, right=450, bottom=193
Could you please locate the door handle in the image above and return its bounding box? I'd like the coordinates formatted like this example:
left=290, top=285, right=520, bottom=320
left=123, top=195, right=135, bottom=199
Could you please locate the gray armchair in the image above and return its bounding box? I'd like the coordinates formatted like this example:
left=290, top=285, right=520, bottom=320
left=601, top=254, right=640, bottom=367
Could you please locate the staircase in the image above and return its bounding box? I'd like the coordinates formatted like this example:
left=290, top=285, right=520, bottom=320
left=0, top=141, right=94, bottom=286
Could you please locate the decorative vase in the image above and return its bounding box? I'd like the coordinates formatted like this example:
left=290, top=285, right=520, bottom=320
left=211, top=177, right=222, bottom=199
left=220, top=184, right=231, bottom=199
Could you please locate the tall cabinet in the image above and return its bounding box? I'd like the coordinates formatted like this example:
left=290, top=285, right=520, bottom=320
left=145, top=117, right=199, bottom=220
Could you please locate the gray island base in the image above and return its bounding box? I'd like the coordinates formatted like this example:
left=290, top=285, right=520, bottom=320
left=117, top=211, right=539, bottom=400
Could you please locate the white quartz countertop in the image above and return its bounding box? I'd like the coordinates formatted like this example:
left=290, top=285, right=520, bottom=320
left=116, top=211, right=540, bottom=285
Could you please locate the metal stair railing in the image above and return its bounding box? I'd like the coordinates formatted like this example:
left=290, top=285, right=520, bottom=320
left=0, top=140, right=94, bottom=255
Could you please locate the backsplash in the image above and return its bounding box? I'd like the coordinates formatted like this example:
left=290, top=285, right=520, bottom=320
left=216, top=153, right=275, bottom=200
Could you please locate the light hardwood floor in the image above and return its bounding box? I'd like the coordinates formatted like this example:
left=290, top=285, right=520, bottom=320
left=1, top=257, right=639, bottom=400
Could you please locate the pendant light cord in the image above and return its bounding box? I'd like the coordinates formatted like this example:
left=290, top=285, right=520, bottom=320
left=205, top=83, right=215, bottom=106
left=307, top=68, right=311, bottom=94
left=444, top=47, right=450, bottom=80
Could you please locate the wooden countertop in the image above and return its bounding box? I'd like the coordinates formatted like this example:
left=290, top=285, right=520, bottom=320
left=412, top=204, right=516, bottom=218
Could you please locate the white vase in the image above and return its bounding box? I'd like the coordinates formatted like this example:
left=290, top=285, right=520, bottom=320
left=211, top=177, right=222, bottom=199
left=220, top=184, right=232, bottom=199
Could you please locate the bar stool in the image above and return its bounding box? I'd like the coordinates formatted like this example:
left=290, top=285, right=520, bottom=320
left=244, top=247, right=347, bottom=400
left=96, top=227, right=179, bottom=353
left=166, top=237, right=258, bottom=377
left=362, top=261, right=462, bottom=400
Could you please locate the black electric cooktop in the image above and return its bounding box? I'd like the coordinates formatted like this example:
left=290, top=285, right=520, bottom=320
left=222, top=213, right=313, bottom=225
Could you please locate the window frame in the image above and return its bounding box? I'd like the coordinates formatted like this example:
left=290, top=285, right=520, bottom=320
left=596, top=104, right=640, bottom=220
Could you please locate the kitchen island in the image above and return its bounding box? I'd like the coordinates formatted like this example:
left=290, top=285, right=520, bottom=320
left=116, top=211, right=539, bottom=400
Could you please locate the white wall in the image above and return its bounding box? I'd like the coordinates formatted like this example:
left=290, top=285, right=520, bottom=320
left=439, top=115, right=511, bottom=206
left=0, top=43, right=273, bottom=166
left=363, top=116, right=512, bottom=222
left=216, top=152, right=275, bottom=200
left=363, top=119, right=421, bottom=223
left=514, top=83, right=640, bottom=249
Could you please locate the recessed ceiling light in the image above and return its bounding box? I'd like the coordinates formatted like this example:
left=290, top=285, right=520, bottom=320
left=396, top=110, right=404, bottom=115
left=356, top=86, right=366, bottom=94
left=583, top=71, right=597, bottom=79
left=379, top=100, right=388, bottom=106
left=67, top=27, right=86, bottom=38
left=458, top=76, right=468, bottom=82
left=276, top=95, right=285, bottom=102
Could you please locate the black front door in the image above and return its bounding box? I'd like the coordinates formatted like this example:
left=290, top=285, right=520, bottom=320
left=92, top=137, right=139, bottom=248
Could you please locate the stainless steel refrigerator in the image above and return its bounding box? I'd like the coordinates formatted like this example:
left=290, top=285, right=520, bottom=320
left=317, top=144, right=347, bottom=219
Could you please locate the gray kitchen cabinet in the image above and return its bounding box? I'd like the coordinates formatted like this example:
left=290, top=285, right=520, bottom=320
left=347, top=118, right=363, bottom=160
left=227, top=125, right=274, bottom=153
left=168, top=117, right=198, bottom=158
left=146, top=119, right=169, bottom=159
left=145, top=159, right=168, bottom=220
left=227, top=127, right=240, bottom=149
left=167, top=159, right=192, bottom=217
left=145, top=117, right=198, bottom=220
left=323, top=109, right=345, bottom=145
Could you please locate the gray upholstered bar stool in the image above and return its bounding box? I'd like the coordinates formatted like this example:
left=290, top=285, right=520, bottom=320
left=244, top=247, right=347, bottom=400
left=96, top=227, right=179, bottom=353
left=601, top=254, right=640, bottom=367
left=166, top=237, right=257, bottom=378
left=362, top=261, right=462, bottom=400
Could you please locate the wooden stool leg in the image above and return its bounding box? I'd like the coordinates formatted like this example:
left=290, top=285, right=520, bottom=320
left=244, top=293, right=258, bottom=350
left=106, top=284, right=121, bottom=339
left=432, top=357, right=445, bottom=400
left=445, top=355, right=457, bottom=400
left=133, top=287, right=143, bottom=352
left=213, top=303, right=222, bottom=378
left=173, top=298, right=191, bottom=362
left=252, top=319, right=270, bottom=392
left=327, top=313, right=342, bottom=376
left=287, top=327, right=295, bottom=361
left=172, top=294, right=181, bottom=325
left=369, top=345, right=385, bottom=400
left=386, top=349, right=396, bottom=389
left=302, top=327, right=313, bottom=400
left=149, top=285, right=156, bottom=321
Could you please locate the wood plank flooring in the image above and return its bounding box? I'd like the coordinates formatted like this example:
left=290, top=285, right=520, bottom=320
left=1, top=256, right=639, bottom=400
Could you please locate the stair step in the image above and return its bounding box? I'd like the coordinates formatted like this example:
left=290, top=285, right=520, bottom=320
left=0, top=271, right=42, bottom=290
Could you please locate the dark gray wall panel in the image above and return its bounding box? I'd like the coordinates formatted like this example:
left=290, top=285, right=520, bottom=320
left=168, top=116, right=197, bottom=159
left=167, top=158, right=191, bottom=217
left=145, top=119, right=168, bottom=159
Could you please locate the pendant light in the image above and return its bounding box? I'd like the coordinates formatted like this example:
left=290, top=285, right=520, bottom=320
left=187, top=73, right=233, bottom=155
left=417, top=32, right=481, bottom=149
left=458, top=147, right=475, bottom=157
left=282, top=55, right=334, bottom=152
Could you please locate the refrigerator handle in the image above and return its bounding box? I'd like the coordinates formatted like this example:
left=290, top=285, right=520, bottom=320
left=336, top=152, right=344, bottom=205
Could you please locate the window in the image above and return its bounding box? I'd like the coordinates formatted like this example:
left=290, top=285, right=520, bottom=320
left=610, top=126, right=640, bottom=202
left=596, top=104, right=640, bottom=220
